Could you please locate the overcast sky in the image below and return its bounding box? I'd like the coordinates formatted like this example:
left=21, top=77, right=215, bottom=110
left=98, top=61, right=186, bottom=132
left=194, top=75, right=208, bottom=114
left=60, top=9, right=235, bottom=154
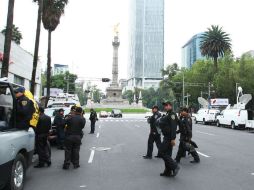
left=1, top=0, right=254, bottom=89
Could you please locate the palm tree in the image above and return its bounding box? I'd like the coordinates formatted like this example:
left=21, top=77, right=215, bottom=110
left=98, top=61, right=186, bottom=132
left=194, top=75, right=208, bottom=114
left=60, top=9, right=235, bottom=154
left=42, top=0, right=68, bottom=105
left=30, top=0, right=43, bottom=95
left=1, top=24, right=22, bottom=45
left=200, top=25, right=232, bottom=71
left=1, top=0, right=15, bottom=78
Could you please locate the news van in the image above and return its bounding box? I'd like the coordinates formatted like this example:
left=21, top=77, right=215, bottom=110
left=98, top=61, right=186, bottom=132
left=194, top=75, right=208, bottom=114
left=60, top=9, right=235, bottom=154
left=194, top=108, right=220, bottom=125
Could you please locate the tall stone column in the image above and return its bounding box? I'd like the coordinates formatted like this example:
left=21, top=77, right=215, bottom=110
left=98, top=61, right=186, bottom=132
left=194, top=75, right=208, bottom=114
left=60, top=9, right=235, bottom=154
left=111, top=35, right=120, bottom=87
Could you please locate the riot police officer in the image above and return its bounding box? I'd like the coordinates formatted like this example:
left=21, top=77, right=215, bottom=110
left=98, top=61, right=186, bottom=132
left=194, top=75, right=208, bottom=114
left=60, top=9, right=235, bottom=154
left=34, top=107, right=52, bottom=168
left=54, top=108, right=66, bottom=150
left=14, top=87, right=34, bottom=130
left=63, top=107, right=86, bottom=169
left=89, top=108, right=98, bottom=134
left=175, top=108, right=200, bottom=163
left=143, top=105, right=162, bottom=159
left=157, top=101, right=180, bottom=177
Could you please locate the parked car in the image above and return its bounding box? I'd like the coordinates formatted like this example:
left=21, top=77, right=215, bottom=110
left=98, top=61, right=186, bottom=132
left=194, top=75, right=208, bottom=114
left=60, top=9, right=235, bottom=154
left=110, top=109, right=123, bottom=118
left=194, top=108, right=220, bottom=125
left=0, top=79, right=35, bottom=190
left=216, top=109, right=254, bottom=129
left=99, top=111, right=108, bottom=118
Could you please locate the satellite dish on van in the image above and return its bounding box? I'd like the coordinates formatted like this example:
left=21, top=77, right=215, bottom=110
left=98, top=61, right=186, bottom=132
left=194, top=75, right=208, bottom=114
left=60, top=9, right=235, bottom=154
left=198, top=97, right=209, bottom=108
left=239, top=94, right=252, bottom=105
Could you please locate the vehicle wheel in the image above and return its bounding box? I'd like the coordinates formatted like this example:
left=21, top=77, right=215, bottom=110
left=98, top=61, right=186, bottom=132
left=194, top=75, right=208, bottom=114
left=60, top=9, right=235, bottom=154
left=231, top=121, right=236, bottom=129
left=9, top=153, right=26, bottom=190
left=216, top=120, right=220, bottom=127
left=203, top=118, right=206, bottom=125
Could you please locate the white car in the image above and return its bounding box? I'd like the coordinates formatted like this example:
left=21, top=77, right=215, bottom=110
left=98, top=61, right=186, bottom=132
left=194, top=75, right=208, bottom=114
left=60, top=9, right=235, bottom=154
left=216, top=109, right=254, bottom=129
left=194, top=108, right=220, bottom=125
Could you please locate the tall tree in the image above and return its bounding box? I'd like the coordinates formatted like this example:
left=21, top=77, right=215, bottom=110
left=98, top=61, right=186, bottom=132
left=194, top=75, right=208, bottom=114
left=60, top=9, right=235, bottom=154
left=1, top=24, right=22, bottom=45
left=1, top=0, right=15, bottom=78
left=30, top=0, right=43, bottom=94
left=42, top=0, right=68, bottom=105
left=200, top=25, right=231, bottom=71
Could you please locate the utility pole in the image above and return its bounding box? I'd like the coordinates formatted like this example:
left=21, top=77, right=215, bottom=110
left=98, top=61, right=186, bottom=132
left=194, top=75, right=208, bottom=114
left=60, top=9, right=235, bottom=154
left=66, top=75, right=69, bottom=94
left=182, top=73, right=185, bottom=106
left=208, top=82, right=211, bottom=98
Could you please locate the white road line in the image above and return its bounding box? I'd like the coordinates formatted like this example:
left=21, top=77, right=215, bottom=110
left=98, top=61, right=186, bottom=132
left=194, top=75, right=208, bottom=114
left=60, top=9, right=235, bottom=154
left=99, top=125, right=101, bottom=129
left=135, top=125, right=140, bottom=128
left=96, top=133, right=100, bottom=138
left=88, top=150, right=95, bottom=163
left=196, top=130, right=215, bottom=136
left=251, top=173, right=254, bottom=176
left=197, top=151, right=210, bottom=158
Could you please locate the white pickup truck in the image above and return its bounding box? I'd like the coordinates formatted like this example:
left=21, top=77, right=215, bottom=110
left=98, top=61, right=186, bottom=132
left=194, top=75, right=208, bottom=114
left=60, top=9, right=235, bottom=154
left=194, top=108, right=220, bottom=125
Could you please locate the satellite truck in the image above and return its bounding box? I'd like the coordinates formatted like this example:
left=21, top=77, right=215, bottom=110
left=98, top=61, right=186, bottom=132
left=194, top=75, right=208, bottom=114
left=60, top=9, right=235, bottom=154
left=216, top=86, right=254, bottom=129
left=193, top=97, right=220, bottom=125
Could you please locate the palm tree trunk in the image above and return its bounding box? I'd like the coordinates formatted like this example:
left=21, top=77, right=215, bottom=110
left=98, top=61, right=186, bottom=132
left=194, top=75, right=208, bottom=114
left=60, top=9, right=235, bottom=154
left=214, top=56, right=218, bottom=72
left=1, top=0, right=15, bottom=78
left=31, top=0, right=43, bottom=95
left=45, top=30, right=51, bottom=107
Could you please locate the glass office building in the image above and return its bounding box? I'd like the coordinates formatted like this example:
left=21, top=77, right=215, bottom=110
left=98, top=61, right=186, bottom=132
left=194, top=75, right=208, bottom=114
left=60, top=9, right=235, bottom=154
left=128, top=0, right=164, bottom=89
left=182, top=33, right=205, bottom=68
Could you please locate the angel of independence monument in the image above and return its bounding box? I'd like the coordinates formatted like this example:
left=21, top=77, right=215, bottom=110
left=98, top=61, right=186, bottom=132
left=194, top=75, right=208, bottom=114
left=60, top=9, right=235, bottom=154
left=101, top=24, right=129, bottom=106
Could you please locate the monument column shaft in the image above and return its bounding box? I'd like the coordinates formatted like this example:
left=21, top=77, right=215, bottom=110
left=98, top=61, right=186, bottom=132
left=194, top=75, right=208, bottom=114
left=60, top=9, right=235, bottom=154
left=112, top=36, right=120, bottom=86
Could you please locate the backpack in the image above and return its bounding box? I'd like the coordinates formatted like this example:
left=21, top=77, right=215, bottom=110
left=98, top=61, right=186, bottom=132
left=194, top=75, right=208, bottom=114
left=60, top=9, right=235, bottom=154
left=24, top=90, right=39, bottom=127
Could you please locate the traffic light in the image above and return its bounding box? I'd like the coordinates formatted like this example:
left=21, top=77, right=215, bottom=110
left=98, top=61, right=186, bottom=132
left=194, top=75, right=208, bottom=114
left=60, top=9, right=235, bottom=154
left=85, top=90, right=90, bottom=93
left=102, top=78, right=110, bottom=82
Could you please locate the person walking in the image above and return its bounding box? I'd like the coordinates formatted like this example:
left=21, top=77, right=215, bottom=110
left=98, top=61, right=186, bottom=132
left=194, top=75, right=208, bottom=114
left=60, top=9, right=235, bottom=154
left=89, top=108, right=98, bottom=134
left=63, top=107, right=86, bottom=169
left=53, top=108, right=66, bottom=150
left=143, top=105, right=162, bottom=159
left=157, top=101, right=180, bottom=177
left=34, top=107, right=52, bottom=168
left=175, top=108, right=200, bottom=164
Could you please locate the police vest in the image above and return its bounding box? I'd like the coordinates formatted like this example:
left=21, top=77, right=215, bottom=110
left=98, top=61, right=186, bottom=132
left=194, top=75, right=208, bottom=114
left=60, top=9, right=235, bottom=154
left=24, top=90, right=39, bottom=127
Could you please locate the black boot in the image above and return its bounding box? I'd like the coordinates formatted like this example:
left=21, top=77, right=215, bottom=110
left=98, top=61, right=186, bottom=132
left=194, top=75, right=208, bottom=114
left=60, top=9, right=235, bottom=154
left=34, top=163, right=45, bottom=168
left=172, top=166, right=180, bottom=177
left=190, top=151, right=200, bottom=163
left=143, top=155, right=152, bottom=159
left=160, top=169, right=172, bottom=177
left=62, top=164, right=70, bottom=170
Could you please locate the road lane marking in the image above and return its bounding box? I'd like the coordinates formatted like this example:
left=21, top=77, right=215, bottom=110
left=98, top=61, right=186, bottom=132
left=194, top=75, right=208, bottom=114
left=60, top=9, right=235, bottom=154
left=197, top=151, right=210, bottom=158
left=80, top=185, right=87, bottom=188
left=135, top=125, right=140, bottom=128
left=99, top=125, right=101, bottom=129
left=251, top=173, right=254, bottom=176
left=88, top=150, right=95, bottom=163
left=196, top=130, right=215, bottom=136
left=96, top=133, right=100, bottom=138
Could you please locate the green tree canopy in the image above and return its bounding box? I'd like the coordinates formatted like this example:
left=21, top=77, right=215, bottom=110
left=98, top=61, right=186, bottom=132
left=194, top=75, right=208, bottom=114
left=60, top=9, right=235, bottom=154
left=1, top=24, right=22, bottom=45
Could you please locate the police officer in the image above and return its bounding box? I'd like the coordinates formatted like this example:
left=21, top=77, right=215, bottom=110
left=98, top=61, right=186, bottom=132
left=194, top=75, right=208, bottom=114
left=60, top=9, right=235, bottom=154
left=143, top=105, right=162, bottom=159
left=63, top=107, right=86, bottom=169
left=89, top=108, right=98, bottom=134
left=157, top=101, right=180, bottom=177
left=53, top=108, right=66, bottom=150
left=14, top=87, right=34, bottom=130
left=34, top=107, right=52, bottom=168
left=175, top=108, right=200, bottom=163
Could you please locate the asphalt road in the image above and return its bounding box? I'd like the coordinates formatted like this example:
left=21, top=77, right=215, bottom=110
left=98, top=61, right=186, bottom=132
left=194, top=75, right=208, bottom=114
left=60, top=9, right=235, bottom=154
left=25, top=115, right=254, bottom=190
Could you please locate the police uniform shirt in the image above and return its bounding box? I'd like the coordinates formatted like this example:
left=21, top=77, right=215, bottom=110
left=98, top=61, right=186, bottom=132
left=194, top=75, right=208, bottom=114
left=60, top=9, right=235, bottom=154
left=65, top=115, right=86, bottom=136
left=158, top=111, right=178, bottom=140
left=16, top=95, right=34, bottom=128
left=36, top=114, right=52, bottom=135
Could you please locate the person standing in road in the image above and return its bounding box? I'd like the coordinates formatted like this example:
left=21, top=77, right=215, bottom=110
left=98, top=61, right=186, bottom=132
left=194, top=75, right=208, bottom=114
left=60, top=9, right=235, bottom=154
left=34, top=107, right=52, bottom=168
left=143, top=105, right=162, bottom=159
left=175, top=108, right=200, bottom=164
left=14, top=87, right=34, bottom=130
left=89, top=108, right=98, bottom=134
left=63, top=107, right=86, bottom=169
left=157, top=101, right=180, bottom=177
left=53, top=108, right=66, bottom=150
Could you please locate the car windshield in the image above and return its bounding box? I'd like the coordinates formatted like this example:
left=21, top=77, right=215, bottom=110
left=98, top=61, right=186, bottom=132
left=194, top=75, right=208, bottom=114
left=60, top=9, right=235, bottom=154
left=113, top=110, right=121, bottom=114
left=44, top=109, right=56, bottom=117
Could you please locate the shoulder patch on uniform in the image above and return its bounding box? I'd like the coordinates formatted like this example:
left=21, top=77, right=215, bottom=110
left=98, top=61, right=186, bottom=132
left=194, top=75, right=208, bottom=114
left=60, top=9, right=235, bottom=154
left=21, top=100, right=27, bottom=106
left=171, top=114, right=176, bottom=120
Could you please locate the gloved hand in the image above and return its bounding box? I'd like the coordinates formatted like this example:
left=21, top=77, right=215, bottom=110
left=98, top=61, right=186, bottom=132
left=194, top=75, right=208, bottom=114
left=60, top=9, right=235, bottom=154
left=170, top=140, right=176, bottom=146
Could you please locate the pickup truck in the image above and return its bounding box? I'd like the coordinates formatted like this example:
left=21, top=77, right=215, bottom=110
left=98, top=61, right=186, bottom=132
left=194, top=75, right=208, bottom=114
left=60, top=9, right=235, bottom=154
left=0, top=79, right=35, bottom=190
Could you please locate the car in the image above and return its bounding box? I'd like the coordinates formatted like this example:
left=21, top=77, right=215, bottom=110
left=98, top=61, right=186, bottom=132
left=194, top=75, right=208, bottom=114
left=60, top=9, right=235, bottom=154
left=194, top=108, right=220, bottom=125
left=216, top=108, right=254, bottom=129
left=99, top=111, right=108, bottom=118
left=0, top=79, right=35, bottom=190
left=110, top=109, right=122, bottom=118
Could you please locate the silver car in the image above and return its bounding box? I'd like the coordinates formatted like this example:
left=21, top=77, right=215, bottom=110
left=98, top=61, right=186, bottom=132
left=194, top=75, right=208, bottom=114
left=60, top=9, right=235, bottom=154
left=0, top=80, right=35, bottom=190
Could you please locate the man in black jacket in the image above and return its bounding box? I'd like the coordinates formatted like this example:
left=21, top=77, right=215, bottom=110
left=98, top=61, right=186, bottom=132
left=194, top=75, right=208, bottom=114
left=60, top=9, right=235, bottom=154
left=54, top=108, right=65, bottom=149
left=89, top=108, right=97, bottom=134
left=34, top=107, right=52, bottom=168
left=143, top=105, right=162, bottom=159
left=14, top=87, right=34, bottom=130
left=157, top=101, right=180, bottom=177
left=63, top=107, right=86, bottom=169
left=175, top=108, right=200, bottom=163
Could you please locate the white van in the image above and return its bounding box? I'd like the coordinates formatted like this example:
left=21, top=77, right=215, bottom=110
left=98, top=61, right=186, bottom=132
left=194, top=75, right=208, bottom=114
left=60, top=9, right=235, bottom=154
left=194, top=108, right=220, bottom=125
left=216, top=109, right=254, bottom=129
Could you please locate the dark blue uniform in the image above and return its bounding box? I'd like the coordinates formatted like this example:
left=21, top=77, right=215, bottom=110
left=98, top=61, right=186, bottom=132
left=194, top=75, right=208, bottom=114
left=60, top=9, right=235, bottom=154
left=89, top=110, right=97, bottom=134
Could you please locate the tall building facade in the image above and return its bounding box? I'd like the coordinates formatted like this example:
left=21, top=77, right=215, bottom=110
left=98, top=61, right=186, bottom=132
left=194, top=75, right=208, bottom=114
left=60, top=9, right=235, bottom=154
left=128, top=0, right=164, bottom=89
left=182, top=33, right=205, bottom=68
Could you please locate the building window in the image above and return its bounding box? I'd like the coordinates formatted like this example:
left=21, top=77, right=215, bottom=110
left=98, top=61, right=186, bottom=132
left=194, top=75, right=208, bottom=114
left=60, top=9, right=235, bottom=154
left=14, top=75, right=25, bottom=86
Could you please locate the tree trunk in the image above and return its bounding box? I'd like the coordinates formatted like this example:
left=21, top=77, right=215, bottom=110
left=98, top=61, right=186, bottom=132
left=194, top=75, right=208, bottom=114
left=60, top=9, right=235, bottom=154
left=31, top=0, right=43, bottom=95
left=214, top=56, right=218, bottom=72
left=1, top=0, right=15, bottom=78
left=45, top=30, right=52, bottom=107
